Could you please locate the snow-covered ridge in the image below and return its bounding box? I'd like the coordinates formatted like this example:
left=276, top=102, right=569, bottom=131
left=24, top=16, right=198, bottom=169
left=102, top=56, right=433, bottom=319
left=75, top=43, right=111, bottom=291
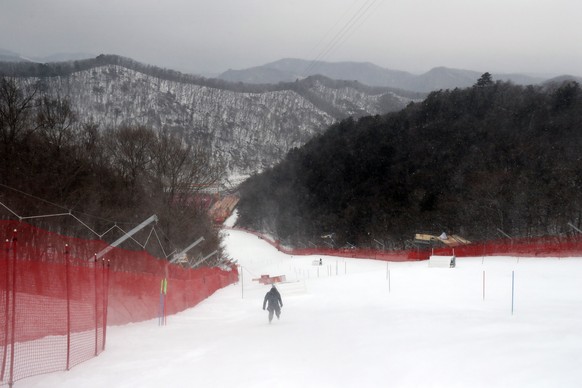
left=22, top=64, right=415, bottom=175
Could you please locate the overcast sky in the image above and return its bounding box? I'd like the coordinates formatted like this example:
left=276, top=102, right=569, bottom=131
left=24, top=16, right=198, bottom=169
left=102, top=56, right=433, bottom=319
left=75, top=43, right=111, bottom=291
left=1, top=0, right=581, bottom=77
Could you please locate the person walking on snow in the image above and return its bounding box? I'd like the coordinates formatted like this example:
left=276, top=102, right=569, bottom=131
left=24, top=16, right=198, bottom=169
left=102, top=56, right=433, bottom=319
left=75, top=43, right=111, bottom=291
left=263, top=284, right=283, bottom=323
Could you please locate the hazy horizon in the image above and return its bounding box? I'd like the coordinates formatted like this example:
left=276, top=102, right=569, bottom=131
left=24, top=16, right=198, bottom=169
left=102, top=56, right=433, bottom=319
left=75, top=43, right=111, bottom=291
left=2, top=0, right=581, bottom=78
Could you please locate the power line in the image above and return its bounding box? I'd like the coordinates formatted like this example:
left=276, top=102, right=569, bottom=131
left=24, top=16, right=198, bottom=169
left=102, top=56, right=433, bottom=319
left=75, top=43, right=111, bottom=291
left=1, top=196, right=178, bottom=258
left=312, top=0, right=380, bottom=69
left=302, top=0, right=382, bottom=77
left=0, top=182, right=71, bottom=213
left=0, top=182, right=217, bottom=264
left=0, top=182, right=132, bottom=225
left=0, top=183, right=178, bottom=256
left=305, top=0, right=363, bottom=61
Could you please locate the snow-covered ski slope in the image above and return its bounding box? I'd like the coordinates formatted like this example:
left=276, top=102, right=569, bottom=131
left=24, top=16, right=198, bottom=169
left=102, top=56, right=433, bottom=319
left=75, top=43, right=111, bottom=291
left=19, top=222, right=582, bottom=387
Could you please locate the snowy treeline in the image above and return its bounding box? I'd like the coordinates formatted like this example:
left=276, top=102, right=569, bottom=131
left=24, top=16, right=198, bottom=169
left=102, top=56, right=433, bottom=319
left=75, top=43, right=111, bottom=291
left=9, top=59, right=416, bottom=175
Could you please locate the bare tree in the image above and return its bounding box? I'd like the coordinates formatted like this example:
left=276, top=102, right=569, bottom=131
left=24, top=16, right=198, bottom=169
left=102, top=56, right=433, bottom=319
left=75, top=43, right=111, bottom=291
left=36, top=96, right=78, bottom=153
left=149, top=129, right=225, bottom=245
left=0, top=78, right=38, bottom=150
left=152, top=129, right=225, bottom=205
left=104, top=125, right=156, bottom=187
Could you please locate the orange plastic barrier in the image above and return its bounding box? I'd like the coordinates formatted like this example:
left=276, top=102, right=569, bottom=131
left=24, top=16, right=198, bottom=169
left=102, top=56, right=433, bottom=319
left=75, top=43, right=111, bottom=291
left=431, top=235, right=582, bottom=258
left=228, top=227, right=582, bottom=261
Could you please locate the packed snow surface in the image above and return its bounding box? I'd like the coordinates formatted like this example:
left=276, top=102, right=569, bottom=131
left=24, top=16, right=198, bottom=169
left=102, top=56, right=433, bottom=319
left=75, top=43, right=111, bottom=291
left=19, top=223, right=582, bottom=387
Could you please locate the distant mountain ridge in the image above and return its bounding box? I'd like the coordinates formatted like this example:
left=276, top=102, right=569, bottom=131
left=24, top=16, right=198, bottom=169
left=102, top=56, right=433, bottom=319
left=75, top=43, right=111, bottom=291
left=219, top=58, right=551, bottom=92
left=0, top=48, right=29, bottom=62
left=0, top=48, right=94, bottom=63
left=4, top=49, right=575, bottom=92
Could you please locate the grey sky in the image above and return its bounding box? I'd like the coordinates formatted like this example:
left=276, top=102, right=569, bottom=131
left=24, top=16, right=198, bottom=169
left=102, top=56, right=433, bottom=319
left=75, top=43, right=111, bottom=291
left=1, top=0, right=581, bottom=77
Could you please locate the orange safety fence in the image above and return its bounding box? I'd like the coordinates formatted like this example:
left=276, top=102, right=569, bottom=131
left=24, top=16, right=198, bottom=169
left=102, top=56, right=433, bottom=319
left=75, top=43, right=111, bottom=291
left=227, top=226, right=582, bottom=261
left=431, top=235, right=582, bottom=258
left=0, top=220, right=238, bottom=386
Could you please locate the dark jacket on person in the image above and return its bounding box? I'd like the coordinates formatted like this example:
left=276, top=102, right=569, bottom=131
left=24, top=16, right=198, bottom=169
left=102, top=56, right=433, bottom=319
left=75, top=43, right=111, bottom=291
left=263, top=286, right=283, bottom=311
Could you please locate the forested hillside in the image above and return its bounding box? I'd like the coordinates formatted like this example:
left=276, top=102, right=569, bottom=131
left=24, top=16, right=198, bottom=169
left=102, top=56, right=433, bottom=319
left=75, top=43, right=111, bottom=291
left=0, top=78, right=223, bottom=261
left=236, top=75, right=582, bottom=249
left=1, top=55, right=422, bottom=175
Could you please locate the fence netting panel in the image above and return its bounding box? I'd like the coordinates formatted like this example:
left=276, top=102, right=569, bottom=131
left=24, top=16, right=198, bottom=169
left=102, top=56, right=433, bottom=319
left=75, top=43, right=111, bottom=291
left=0, top=220, right=238, bottom=386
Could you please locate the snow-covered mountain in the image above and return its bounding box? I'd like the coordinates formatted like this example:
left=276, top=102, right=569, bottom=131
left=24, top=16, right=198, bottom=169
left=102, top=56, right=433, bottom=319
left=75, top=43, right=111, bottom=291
left=5, top=55, right=421, bottom=175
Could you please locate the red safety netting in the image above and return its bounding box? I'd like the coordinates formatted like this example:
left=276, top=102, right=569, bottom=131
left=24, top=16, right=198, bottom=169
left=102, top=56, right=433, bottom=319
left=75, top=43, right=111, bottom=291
left=0, top=221, right=238, bottom=386
left=227, top=226, right=582, bottom=261
left=2, top=221, right=579, bottom=386
left=431, top=235, right=582, bottom=258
